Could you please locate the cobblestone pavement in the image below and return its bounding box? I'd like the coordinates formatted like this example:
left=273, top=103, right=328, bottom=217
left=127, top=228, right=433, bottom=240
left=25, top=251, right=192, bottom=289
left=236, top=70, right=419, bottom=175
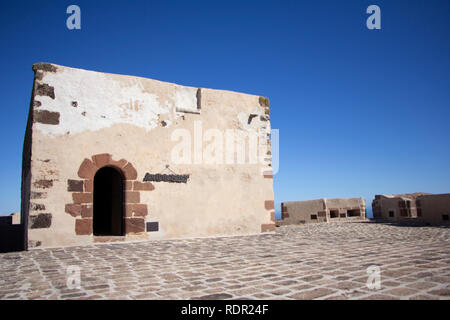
left=1, top=221, right=449, bottom=300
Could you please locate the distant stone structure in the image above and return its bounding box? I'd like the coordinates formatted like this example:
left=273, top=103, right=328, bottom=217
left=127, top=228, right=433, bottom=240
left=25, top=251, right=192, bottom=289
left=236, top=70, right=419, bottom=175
left=21, top=63, right=275, bottom=249
left=10, top=213, right=21, bottom=225
left=372, top=193, right=450, bottom=225
left=278, top=198, right=366, bottom=225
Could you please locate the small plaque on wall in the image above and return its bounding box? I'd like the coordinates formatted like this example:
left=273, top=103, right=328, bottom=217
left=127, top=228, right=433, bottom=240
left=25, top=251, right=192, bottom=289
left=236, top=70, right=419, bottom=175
left=146, top=222, right=159, bottom=232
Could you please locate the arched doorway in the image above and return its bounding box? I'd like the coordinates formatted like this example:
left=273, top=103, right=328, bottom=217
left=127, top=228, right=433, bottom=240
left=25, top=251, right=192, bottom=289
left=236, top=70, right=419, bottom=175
left=93, top=167, right=124, bottom=236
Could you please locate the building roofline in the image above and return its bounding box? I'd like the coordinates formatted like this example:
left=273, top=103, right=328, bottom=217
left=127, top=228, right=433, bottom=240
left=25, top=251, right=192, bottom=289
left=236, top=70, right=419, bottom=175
left=31, top=62, right=267, bottom=99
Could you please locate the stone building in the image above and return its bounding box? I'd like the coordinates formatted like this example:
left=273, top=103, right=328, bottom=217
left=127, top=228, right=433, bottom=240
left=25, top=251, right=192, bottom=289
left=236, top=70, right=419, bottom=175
left=372, top=193, right=450, bottom=225
left=278, top=198, right=366, bottom=225
left=371, top=193, right=427, bottom=221
left=21, top=63, right=275, bottom=249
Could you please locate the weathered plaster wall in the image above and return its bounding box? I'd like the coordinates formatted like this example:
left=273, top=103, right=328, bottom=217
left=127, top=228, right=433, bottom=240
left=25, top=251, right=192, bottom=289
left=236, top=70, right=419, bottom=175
left=326, top=198, right=365, bottom=211
left=372, top=196, right=400, bottom=220
left=24, top=63, right=275, bottom=248
left=371, top=192, right=450, bottom=225
left=280, top=199, right=326, bottom=224
left=279, top=198, right=366, bottom=225
left=417, top=194, right=450, bottom=225
left=372, top=193, right=426, bottom=222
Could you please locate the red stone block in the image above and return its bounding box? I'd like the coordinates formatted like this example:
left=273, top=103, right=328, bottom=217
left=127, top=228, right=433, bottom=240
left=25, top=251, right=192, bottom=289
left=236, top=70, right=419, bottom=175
left=261, top=224, right=276, bottom=233
left=263, top=173, right=273, bottom=179
left=125, top=218, right=145, bottom=234
left=125, top=204, right=134, bottom=217
left=84, top=180, right=93, bottom=192
left=109, top=158, right=128, bottom=169
left=72, top=192, right=93, bottom=204
left=81, top=204, right=93, bottom=218
left=125, top=204, right=148, bottom=217
left=132, top=204, right=148, bottom=217
left=133, top=181, right=155, bottom=191
left=77, top=159, right=98, bottom=179
left=265, top=200, right=274, bottom=210
left=75, top=219, right=92, bottom=235
left=122, top=163, right=138, bottom=180
left=125, top=181, right=133, bottom=191
left=125, top=192, right=140, bottom=204
left=91, top=153, right=112, bottom=168
left=270, top=211, right=275, bottom=222
left=65, top=204, right=81, bottom=217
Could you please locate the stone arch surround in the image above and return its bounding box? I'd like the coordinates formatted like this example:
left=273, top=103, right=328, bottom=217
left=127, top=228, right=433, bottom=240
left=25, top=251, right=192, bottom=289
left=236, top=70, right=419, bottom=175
left=64, top=153, right=155, bottom=237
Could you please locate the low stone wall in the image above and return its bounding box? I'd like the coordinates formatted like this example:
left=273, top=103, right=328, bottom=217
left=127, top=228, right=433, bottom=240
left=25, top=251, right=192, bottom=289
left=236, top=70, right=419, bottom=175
left=0, top=216, right=25, bottom=253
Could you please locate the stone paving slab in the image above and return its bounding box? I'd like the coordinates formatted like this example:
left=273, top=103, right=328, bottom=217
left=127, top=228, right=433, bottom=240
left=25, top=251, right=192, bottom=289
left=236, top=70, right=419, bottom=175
left=0, top=222, right=449, bottom=300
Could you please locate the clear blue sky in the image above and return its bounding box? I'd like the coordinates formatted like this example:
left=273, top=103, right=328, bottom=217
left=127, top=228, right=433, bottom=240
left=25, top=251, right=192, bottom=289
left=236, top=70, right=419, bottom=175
left=1, top=1, right=449, bottom=217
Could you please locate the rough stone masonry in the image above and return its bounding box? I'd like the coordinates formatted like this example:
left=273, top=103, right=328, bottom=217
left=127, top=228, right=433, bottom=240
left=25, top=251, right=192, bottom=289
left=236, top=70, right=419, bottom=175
left=21, top=63, right=275, bottom=249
